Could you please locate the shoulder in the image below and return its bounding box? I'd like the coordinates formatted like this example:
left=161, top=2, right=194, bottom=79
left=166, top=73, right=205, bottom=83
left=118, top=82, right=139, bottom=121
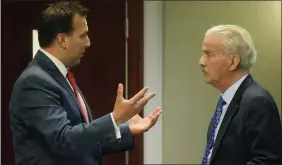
left=241, top=81, right=276, bottom=105
left=10, top=60, right=62, bottom=111
left=240, top=80, right=278, bottom=116
left=12, top=60, right=57, bottom=94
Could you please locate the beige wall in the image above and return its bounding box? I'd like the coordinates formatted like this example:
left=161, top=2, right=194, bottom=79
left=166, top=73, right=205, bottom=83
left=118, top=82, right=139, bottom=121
left=163, top=1, right=281, bottom=164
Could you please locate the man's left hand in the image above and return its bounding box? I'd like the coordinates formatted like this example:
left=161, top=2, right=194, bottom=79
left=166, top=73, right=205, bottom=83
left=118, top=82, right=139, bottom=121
left=129, top=107, right=162, bottom=135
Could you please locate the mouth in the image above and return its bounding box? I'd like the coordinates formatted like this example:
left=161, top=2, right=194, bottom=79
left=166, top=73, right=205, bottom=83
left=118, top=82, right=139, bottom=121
left=201, top=69, right=208, bottom=75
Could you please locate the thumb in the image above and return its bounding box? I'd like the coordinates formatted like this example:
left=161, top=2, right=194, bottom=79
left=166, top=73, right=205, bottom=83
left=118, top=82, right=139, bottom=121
left=116, top=83, right=124, bottom=101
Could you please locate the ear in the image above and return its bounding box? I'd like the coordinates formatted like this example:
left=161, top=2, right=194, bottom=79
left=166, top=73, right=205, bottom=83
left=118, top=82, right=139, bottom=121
left=56, top=33, right=67, bottom=49
left=229, top=54, right=240, bottom=71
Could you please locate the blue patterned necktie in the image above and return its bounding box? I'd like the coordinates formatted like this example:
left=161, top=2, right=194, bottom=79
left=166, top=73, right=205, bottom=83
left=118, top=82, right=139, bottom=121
left=201, top=96, right=226, bottom=165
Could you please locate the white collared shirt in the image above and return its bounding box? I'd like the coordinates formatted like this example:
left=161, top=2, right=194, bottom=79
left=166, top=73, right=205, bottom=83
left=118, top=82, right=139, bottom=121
left=207, top=73, right=249, bottom=164
left=39, top=48, right=121, bottom=139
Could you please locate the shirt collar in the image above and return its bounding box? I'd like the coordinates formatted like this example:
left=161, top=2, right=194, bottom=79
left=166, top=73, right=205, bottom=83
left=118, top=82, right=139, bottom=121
left=39, top=48, right=68, bottom=77
left=221, top=74, right=249, bottom=104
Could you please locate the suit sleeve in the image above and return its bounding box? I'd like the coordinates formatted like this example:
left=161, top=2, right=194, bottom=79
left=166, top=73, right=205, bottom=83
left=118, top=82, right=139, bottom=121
left=100, top=122, right=134, bottom=155
left=244, top=96, right=281, bottom=164
left=15, top=76, right=119, bottom=157
left=110, top=112, right=122, bottom=139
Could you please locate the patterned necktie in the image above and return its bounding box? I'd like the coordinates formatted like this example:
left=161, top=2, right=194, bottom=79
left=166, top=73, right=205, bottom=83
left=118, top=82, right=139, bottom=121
left=66, top=70, right=89, bottom=124
left=201, top=96, right=226, bottom=165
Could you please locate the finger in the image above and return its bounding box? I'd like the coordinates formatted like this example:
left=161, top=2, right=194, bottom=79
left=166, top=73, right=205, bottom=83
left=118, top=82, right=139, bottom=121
left=130, top=87, right=149, bottom=103
left=134, top=93, right=156, bottom=113
left=151, top=112, right=161, bottom=126
left=152, top=108, right=162, bottom=120
left=144, top=109, right=162, bottom=132
left=136, top=92, right=156, bottom=108
left=148, top=106, right=161, bottom=117
left=116, top=83, right=124, bottom=101
left=149, top=107, right=162, bottom=125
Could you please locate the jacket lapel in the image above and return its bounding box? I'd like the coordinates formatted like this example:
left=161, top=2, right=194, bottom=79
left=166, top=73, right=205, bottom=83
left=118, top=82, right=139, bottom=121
left=210, top=75, right=254, bottom=163
left=34, top=50, right=87, bottom=122
left=210, top=102, right=239, bottom=161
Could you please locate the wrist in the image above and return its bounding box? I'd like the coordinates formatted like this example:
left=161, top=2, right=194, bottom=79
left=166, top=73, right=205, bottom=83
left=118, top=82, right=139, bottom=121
left=112, top=111, right=122, bottom=125
left=128, top=123, right=140, bottom=136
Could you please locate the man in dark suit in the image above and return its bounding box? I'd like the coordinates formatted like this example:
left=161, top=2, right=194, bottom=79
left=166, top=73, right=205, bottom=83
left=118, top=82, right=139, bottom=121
left=9, top=2, right=162, bottom=165
left=199, top=24, right=281, bottom=165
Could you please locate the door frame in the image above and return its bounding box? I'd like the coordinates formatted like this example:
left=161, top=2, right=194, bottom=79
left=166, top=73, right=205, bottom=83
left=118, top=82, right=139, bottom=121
left=127, top=0, right=144, bottom=164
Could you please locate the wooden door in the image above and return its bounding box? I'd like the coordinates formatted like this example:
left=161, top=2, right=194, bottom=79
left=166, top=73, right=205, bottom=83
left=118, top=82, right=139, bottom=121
left=1, top=0, right=144, bottom=165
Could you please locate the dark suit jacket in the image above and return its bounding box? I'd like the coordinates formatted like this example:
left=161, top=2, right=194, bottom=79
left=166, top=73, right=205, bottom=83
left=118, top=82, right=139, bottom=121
left=9, top=50, right=134, bottom=165
left=207, top=74, right=281, bottom=165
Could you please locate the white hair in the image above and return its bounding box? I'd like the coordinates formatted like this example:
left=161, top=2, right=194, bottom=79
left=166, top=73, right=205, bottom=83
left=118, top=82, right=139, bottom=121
left=205, top=24, right=257, bottom=70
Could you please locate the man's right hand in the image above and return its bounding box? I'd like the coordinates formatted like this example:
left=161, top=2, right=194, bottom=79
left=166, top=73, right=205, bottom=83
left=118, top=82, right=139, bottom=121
left=112, top=83, right=156, bottom=125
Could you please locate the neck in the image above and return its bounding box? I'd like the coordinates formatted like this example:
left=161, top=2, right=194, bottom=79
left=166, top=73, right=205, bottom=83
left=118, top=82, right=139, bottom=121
left=217, top=70, right=249, bottom=93
left=42, top=47, right=67, bottom=66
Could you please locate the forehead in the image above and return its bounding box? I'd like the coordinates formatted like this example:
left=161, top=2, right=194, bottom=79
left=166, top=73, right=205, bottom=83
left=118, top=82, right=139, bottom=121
left=202, top=34, right=223, bottom=51
left=72, top=14, right=88, bottom=31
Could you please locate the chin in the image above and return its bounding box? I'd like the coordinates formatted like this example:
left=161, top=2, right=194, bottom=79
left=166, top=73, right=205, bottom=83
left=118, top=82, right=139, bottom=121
left=204, top=79, right=211, bottom=84
left=203, top=76, right=212, bottom=84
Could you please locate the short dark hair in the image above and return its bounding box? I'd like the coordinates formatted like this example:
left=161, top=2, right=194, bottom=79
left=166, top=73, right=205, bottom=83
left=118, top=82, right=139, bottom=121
left=38, top=1, right=89, bottom=48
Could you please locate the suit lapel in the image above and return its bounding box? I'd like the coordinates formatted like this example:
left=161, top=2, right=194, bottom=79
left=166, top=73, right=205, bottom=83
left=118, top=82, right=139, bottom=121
left=210, top=102, right=239, bottom=161
left=34, top=50, right=87, bottom=122
left=210, top=75, right=254, bottom=163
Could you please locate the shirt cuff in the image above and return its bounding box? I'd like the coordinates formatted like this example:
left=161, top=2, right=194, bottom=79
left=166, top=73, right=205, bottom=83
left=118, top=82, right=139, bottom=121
left=110, top=113, right=121, bottom=139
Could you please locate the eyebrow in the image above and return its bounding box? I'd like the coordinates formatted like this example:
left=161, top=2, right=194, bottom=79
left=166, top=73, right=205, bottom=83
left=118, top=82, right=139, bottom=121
left=202, top=49, right=214, bottom=56
left=202, top=45, right=216, bottom=51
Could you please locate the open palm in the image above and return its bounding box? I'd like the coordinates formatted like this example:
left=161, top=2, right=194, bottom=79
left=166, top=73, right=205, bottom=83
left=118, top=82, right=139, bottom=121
left=129, top=107, right=162, bottom=135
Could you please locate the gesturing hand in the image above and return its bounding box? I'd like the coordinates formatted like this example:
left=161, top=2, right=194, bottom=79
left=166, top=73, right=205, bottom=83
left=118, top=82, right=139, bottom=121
left=112, top=83, right=156, bottom=125
left=129, top=107, right=162, bottom=135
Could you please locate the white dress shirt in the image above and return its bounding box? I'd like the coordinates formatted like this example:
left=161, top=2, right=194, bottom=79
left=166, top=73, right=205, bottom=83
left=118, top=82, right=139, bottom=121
left=207, top=73, right=249, bottom=164
left=39, top=48, right=121, bottom=139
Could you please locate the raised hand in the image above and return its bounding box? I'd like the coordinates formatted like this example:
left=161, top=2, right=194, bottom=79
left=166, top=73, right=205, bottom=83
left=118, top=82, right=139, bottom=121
left=112, top=83, right=156, bottom=125
left=129, top=107, right=162, bottom=135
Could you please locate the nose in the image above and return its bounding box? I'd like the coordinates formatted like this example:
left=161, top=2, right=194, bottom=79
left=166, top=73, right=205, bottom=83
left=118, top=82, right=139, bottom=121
left=199, top=55, right=205, bottom=66
left=85, top=36, right=91, bottom=48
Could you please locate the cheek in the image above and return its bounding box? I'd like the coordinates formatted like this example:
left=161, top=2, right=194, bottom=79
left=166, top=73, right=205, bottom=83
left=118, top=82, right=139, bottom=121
left=69, top=40, right=79, bottom=47
left=209, top=59, right=228, bottom=76
left=66, top=37, right=81, bottom=49
left=68, top=42, right=81, bottom=53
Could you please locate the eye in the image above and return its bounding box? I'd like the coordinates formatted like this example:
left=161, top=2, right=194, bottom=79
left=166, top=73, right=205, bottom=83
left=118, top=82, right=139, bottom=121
left=80, top=34, right=86, bottom=38
left=204, top=50, right=212, bottom=56
left=79, top=31, right=88, bottom=39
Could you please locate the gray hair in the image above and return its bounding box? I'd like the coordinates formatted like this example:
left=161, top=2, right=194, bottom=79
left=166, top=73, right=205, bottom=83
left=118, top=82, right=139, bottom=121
left=205, top=24, right=257, bottom=70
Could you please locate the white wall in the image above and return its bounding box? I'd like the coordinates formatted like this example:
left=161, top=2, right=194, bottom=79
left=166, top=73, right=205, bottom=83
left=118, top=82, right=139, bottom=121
left=33, top=30, right=40, bottom=58
left=143, top=1, right=163, bottom=164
